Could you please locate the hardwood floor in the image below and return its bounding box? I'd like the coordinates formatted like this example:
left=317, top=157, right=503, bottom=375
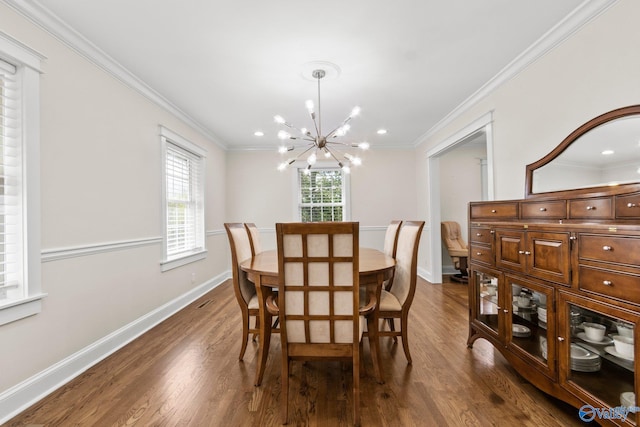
left=5, top=277, right=586, bottom=426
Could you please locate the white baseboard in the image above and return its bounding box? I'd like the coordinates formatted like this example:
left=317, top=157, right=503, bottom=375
left=0, top=271, right=231, bottom=424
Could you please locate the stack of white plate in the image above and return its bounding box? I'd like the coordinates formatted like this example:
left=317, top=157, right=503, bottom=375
left=513, top=324, right=531, bottom=338
left=621, top=392, right=636, bottom=408
left=540, top=337, right=548, bottom=360
left=537, top=306, right=547, bottom=329
left=570, top=344, right=601, bottom=372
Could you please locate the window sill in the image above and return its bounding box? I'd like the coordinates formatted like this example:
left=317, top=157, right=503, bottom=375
left=161, top=249, right=207, bottom=272
left=0, top=293, right=47, bottom=326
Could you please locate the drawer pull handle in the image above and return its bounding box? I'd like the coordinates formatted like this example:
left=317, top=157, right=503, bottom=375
left=539, top=207, right=547, bottom=212
left=524, top=251, right=531, bottom=255
left=490, top=230, right=495, bottom=234
left=603, top=280, right=613, bottom=286
left=491, top=209, right=497, bottom=213
left=602, top=245, right=612, bottom=251
left=518, top=250, right=525, bottom=254
left=476, top=252, right=482, bottom=256
left=557, top=337, right=565, bottom=342
left=586, top=206, right=596, bottom=210
left=628, top=202, right=638, bottom=208
left=476, top=233, right=482, bottom=237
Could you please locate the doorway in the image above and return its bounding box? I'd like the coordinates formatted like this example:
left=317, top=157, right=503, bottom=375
left=426, top=112, right=494, bottom=284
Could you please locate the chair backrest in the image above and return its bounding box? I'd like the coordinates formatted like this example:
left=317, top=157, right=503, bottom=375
left=245, top=223, right=262, bottom=256
left=276, top=222, right=360, bottom=348
left=383, top=220, right=402, bottom=258
left=224, top=223, right=256, bottom=306
left=441, top=221, right=467, bottom=252
left=389, top=221, right=425, bottom=307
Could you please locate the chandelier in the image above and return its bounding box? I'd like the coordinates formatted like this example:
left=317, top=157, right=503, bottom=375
left=275, top=69, right=369, bottom=174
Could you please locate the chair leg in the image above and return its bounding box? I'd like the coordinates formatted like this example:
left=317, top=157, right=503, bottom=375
left=353, top=355, right=360, bottom=426
left=239, top=312, right=249, bottom=360
left=388, top=318, right=398, bottom=343
left=400, top=312, right=412, bottom=364
left=252, top=315, right=260, bottom=342
left=282, top=357, right=289, bottom=424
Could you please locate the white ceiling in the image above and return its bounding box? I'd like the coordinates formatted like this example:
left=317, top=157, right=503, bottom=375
left=19, top=0, right=592, bottom=150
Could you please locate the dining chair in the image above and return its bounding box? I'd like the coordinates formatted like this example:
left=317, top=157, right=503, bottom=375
left=373, top=220, right=425, bottom=364
left=245, top=222, right=262, bottom=256
left=266, top=222, right=375, bottom=426
left=382, top=220, right=402, bottom=291
left=224, top=222, right=261, bottom=360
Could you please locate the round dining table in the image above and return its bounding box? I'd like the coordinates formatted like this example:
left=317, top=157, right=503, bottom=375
left=240, top=247, right=395, bottom=386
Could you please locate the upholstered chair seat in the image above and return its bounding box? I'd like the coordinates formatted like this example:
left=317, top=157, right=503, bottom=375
left=441, top=221, right=469, bottom=283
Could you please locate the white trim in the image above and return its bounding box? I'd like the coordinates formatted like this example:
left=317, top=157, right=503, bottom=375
left=414, top=0, right=619, bottom=147
left=41, top=237, right=162, bottom=262
left=0, top=29, right=45, bottom=71
left=160, top=249, right=208, bottom=272
left=0, top=293, right=47, bottom=326
left=160, top=125, right=207, bottom=158
left=426, top=113, right=494, bottom=285
left=3, top=1, right=226, bottom=150
left=0, top=271, right=230, bottom=425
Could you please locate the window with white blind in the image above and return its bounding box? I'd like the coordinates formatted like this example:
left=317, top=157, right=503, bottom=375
left=0, top=34, right=44, bottom=326
left=297, top=168, right=350, bottom=222
left=160, top=126, right=206, bottom=271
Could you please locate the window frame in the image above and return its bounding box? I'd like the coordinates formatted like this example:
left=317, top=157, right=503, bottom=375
left=0, top=34, right=45, bottom=326
left=294, top=164, right=351, bottom=222
left=160, top=126, right=207, bottom=272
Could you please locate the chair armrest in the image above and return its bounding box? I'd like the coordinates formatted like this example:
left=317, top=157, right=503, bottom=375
left=359, top=295, right=377, bottom=316
left=265, top=294, right=279, bottom=315
left=448, top=249, right=468, bottom=258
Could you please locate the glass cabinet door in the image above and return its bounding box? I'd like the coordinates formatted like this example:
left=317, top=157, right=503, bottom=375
left=505, top=275, right=556, bottom=378
left=559, top=292, right=637, bottom=425
left=471, top=267, right=502, bottom=340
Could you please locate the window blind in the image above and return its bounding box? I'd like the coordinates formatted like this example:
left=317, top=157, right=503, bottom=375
left=0, top=58, right=22, bottom=301
left=165, top=141, right=203, bottom=257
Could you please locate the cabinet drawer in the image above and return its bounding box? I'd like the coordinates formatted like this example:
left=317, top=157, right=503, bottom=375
left=568, top=198, right=613, bottom=219
left=470, top=243, right=493, bottom=265
left=470, top=226, right=492, bottom=245
left=521, top=200, right=566, bottom=219
left=470, top=202, right=518, bottom=220
left=579, top=234, right=640, bottom=267
left=616, top=193, right=640, bottom=218
left=579, top=265, right=640, bottom=305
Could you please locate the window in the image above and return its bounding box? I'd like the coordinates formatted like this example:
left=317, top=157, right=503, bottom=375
left=0, top=34, right=44, bottom=326
left=297, top=168, right=349, bottom=222
left=160, top=126, right=206, bottom=271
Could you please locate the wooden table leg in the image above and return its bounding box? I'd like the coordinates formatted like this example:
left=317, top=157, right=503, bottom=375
left=368, top=272, right=385, bottom=384
left=254, top=275, right=272, bottom=386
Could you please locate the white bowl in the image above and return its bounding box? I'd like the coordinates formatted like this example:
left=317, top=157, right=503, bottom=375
left=617, top=323, right=634, bottom=338
left=583, top=322, right=606, bottom=342
left=613, top=335, right=635, bottom=358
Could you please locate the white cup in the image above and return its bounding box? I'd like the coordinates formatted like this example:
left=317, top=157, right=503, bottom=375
left=583, top=322, right=606, bottom=342
left=517, top=295, right=531, bottom=307
left=617, top=323, right=634, bottom=338
left=613, top=335, right=634, bottom=358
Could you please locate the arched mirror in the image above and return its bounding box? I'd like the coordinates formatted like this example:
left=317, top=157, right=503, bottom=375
left=526, top=105, right=640, bottom=198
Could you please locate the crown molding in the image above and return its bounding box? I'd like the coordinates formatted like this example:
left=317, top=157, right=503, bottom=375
left=3, top=0, right=228, bottom=150
left=413, top=0, right=620, bottom=147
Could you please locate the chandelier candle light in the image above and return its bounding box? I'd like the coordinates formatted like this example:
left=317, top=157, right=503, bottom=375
left=275, top=69, right=370, bottom=174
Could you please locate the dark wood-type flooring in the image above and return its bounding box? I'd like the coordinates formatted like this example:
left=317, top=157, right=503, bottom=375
left=4, top=277, right=586, bottom=426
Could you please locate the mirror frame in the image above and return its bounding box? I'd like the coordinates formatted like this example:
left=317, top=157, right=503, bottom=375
left=525, top=105, right=640, bottom=199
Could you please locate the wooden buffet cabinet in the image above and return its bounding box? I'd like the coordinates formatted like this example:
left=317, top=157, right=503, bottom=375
left=467, top=106, right=640, bottom=426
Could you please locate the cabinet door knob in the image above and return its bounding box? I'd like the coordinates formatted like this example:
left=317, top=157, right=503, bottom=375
left=518, top=250, right=525, bottom=254
left=603, top=280, right=613, bottom=286
left=602, top=245, right=612, bottom=251
left=490, top=230, right=495, bottom=234
left=503, top=309, right=509, bottom=314
left=476, top=233, right=482, bottom=237
left=491, top=209, right=497, bottom=213
left=586, top=206, right=595, bottom=210
left=524, top=251, right=531, bottom=255
left=539, top=207, right=547, bottom=211
left=476, top=252, right=482, bottom=256
left=557, top=337, right=565, bottom=342
left=628, top=202, right=637, bottom=208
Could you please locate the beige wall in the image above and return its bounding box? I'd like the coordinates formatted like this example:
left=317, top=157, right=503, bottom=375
left=417, top=0, right=640, bottom=204
left=0, top=3, right=227, bottom=394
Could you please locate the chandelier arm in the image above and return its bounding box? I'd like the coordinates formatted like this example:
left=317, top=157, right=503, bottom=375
left=293, top=144, right=316, bottom=161
left=325, top=116, right=353, bottom=139
left=325, top=146, right=345, bottom=168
